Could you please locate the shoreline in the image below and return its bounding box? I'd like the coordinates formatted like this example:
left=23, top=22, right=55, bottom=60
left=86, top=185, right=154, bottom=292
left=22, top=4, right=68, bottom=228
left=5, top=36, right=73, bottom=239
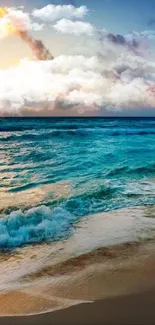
left=0, top=206, right=155, bottom=321
left=1, top=289, right=155, bottom=325
left=0, top=239, right=155, bottom=316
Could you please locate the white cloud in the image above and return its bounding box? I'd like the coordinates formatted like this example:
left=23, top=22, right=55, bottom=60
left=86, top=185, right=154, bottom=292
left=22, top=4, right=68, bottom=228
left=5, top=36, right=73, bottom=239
left=7, top=8, right=35, bottom=31
left=32, top=4, right=88, bottom=22
left=0, top=54, right=155, bottom=115
left=0, top=8, right=43, bottom=36
left=0, top=4, right=155, bottom=115
left=53, top=19, right=95, bottom=36
left=126, top=30, right=155, bottom=42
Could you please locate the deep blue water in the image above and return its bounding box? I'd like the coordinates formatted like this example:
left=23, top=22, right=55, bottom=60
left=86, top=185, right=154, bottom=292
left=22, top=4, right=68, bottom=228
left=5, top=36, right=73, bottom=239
left=0, top=117, right=155, bottom=249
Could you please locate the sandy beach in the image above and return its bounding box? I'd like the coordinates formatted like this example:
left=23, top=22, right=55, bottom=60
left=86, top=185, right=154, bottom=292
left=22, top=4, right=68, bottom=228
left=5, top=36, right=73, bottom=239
left=0, top=206, right=155, bottom=324
left=1, top=8, right=155, bottom=323
left=0, top=236, right=155, bottom=324
left=1, top=289, right=155, bottom=325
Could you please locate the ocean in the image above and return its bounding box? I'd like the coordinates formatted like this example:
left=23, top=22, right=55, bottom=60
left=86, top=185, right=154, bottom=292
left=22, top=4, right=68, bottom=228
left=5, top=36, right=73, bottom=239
left=1, top=117, right=155, bottom=249
left=1, top=117, right=155, bottom=309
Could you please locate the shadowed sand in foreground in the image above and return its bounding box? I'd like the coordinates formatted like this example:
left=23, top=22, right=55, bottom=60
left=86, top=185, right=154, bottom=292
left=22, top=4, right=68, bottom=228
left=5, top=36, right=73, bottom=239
left=1, top=289, right=155, bottom=325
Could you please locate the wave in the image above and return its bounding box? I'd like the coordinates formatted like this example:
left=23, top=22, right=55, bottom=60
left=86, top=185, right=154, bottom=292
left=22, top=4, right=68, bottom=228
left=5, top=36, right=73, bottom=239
left=1, top=128, right=155, bottom=142
left=0, top=184, right=125, bottom=251
left=0, top=130, right=89, bottom=142
left=1, top=200, right=155, bottom=253
left=0, top=206, right=78, bottom=251
left=107, top=163, right=155, bottom=178
left=111, top=130, right=155, bottom=136
left=63, top=185, right=117, bottom=216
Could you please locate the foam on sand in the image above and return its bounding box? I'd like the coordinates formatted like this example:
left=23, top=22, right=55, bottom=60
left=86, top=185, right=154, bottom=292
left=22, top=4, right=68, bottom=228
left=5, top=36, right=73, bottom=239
left=0, top=205, right=155, bottom=287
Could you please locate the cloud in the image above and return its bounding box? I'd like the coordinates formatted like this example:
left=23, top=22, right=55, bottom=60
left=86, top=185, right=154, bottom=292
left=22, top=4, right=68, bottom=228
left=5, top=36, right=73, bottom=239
left=107, top=33, right=139, bottom=52
left=126, top=30, right=155, bottom=41
left=140, top=30, right=155, bottom=40
left=0, top=54, right=155, bottom=116
left=107, top=33, right=126, bottom=46
left=0, top=56, right=104, bottom=114
left=0, top=7, right=53, bottom=60
left=53, top=19, right=95, bottom=36
left=0, top=7, right=43, bottom=41
left=6, top=8, right=43, bottom=32
left=32, top=4, right=88, bottom=22
left=19, top=31, right=54, bottom=60
left=0, top=4, right=155, bottom=116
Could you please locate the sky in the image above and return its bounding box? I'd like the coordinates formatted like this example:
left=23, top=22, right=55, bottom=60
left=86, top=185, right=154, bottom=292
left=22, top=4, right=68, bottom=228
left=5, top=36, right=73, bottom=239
left=1, top=0, right=155, bottom=66
left=0, top=0, right=155, bottom=116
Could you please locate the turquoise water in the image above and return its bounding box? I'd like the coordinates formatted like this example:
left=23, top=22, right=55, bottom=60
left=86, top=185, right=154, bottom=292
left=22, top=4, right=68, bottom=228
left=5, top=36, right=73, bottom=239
left=1, top=117, right=155, bottom=250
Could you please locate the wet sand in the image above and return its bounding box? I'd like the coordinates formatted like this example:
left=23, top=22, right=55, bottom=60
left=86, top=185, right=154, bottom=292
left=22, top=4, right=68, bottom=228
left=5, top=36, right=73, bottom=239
left=1, top=289, right=155, bottom=325
left=1, top=206, right=155, bottom=323
left=0, top=240, right=155, bottom=324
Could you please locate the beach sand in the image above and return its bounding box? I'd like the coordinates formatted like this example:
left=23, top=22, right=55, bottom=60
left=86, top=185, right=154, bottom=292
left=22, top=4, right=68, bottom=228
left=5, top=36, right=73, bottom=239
left=0, top=239, right=155, bottom=324
left=1, top=289, right=155, bottom=324
left=1, top=206, right=155, bottom=323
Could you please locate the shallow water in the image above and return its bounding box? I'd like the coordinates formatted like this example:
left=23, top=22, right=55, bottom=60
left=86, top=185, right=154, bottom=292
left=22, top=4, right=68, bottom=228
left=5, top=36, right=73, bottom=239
left=1, top=117, right=155, bottom=250
left=1, top=119, right=155, bottom=311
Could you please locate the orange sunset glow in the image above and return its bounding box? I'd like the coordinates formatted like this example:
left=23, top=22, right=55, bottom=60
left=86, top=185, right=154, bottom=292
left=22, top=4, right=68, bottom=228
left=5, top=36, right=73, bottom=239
left=0, top=7, right=16, bottom=38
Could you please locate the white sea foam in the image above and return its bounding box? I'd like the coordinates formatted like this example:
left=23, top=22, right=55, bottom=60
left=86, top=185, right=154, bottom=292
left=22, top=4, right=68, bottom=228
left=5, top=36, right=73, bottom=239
left=0, top=205, right=155, bottom=294
left=1, top=204, right=155, bottom=252
left=0, top=205, right=77, bottom=250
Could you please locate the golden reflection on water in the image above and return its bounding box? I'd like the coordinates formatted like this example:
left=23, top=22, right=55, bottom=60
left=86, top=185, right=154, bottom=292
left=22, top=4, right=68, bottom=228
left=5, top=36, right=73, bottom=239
left=0, top=182, right=71, bottom=214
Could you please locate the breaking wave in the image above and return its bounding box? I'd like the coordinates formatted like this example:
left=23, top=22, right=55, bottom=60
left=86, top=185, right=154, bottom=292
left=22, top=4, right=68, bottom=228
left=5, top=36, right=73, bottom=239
left=1, top=117, right=155, bottom=252
left=0, top=206, right=78, bottom=251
